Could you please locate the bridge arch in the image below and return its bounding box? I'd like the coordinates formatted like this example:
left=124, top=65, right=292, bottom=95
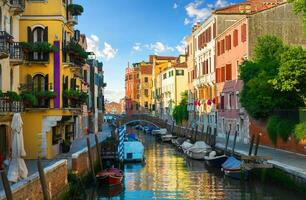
left=117, top=114, right=168, bottom=129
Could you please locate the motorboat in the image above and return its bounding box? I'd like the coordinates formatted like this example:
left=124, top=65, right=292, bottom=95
left=171, top=137, right=186, bottom=148
left=124, top=134, right=144, bottom=162
left=180, top=139, right=193, bottom=153
left=161, top=134, right=176, bottom=142
left=152, top=128, right=167, bottom=136
left=204, top=151, right=228, bottom=168
left=96, top=183, right=123, bottom=198
left=96, top=167, right=124, bottom=186
left=221, top=156, right=248, bottom=180
left=185, top=141, right=211, bottom=160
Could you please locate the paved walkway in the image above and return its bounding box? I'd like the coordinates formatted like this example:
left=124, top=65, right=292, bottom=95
left=0, top=123, right=112, bottom=192
left=215, top=136, right=306, bottom=179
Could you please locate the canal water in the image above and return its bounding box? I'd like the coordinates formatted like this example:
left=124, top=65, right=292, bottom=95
left=94, top=131, right=304, bottom=200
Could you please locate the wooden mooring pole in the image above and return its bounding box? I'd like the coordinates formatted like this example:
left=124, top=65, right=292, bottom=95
left=87, top=137, right=95, bottom=180
left=37, top=157, right=50, bottom=200
left=254, top=133, right=261, bottom=156
left=248, top=134, right=255, bottom=156
left=0, top=169, right=13, bottom=200
left=95, top=134, right=103, bottom=171
left=224, top=131, right=230, bottom=155
left=231, top=131, right=238, bottom=155
left=194, top=125, right=198, bottom=141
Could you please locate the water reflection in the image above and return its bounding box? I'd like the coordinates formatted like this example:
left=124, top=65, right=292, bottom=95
left=95, top=131, right=304, bottom=200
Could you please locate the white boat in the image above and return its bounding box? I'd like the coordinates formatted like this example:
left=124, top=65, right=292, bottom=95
left=152, top=128, right=167, bottom=136
left=161, top=134, right=175, bottom=142
left=180, top=140, right=193, bottom=153
left=172, top=137, right=185, bottom=147
left=186, top=141, right=212, bottom=160
left=124, top=134, right=144, bottom=162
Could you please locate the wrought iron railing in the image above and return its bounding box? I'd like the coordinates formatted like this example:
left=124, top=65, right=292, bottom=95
left=0, top=31, right=12, bottom=56
left=9, top=0, right=25, bottom=9
left=10, top=42, right=24, bottom=60
left=0, top=96, right=24, bottom=113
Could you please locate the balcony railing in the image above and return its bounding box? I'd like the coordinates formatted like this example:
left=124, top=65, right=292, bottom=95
left=10, top=42, right=24, bottom=64
left=8, top=0, right=25, bottom=15
left=67, top=13, right=78, bottom=25
left=0, top=96, right=24, bottom=113
left=0, top=31, right=13, bottom=59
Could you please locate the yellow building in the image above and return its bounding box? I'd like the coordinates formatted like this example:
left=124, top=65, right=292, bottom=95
left=138, top=61, right=153, bottom=112
left=150, top=55, right=177, bottom=117
left=0, top=0, right=25, bottom=160
left=19, top=0, right=86, bottom=159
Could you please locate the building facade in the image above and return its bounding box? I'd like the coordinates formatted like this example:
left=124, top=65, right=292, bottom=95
left=138, top=62, right=152, bottom=113
left=125, top=63, right=140, bottom=114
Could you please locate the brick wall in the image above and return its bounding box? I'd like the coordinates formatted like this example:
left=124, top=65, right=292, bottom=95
left=250, top=119, right=306, bottom=155
left=0, top=160, right=68, bottom=200
left=71, top=145, right=99, bottom=176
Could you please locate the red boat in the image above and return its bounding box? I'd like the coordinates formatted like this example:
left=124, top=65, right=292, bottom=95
left=96, top=168, right=124, bottom=186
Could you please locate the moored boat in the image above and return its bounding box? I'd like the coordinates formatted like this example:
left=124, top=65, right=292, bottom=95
left=221, top=156, right=248, bottom=180
left=204, top=151, right=228, bottom=168
left=124, top=134, right=144, bottom=162
left=186, top=141, right=211, bottom=160
left=161, top=134, right=176, bottom=142
left=180, top=140, right=193, bottom=153
left=96, top=168, right=124, bottom=186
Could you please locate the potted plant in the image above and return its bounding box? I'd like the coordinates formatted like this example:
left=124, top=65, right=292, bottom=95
left=21, top=42, right=58, bottom=53
left=68, top=4, right=84, bottom=15
left=35, top=91, right=56, bottom=100
left=0, top=90, right=3, bottom=98
left=7, top=91, right=21, bottom=102
left=20, top=91, right=38, bottom=107
left=61, top=140, right=72, bottom=153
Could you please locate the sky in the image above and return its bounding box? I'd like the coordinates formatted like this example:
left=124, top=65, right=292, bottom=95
left=74, top=0, right=242, bottom=102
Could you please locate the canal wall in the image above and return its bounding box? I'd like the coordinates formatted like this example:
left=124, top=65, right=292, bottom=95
left=71, top=143, right=99, bottom=176
left=0, top=160, right=68, bottom=200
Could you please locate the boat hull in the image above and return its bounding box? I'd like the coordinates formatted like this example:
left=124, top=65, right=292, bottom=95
left=97, top=175, right=123, bottom=186
left=223, top=168, right=248, bottom=180
left=205, top=155, right=228, bottom=168
left=187, top=151, right=208, bottom=160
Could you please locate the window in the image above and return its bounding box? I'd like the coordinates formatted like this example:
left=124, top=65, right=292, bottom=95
left=216, top=68, right=220, bottom=83
left=221, top=39, right=225, bottom=54
left=144, top=77, right=148, bottom=83
left=0, top=65, right=2, bottom=89
left=31, top=27, right=48, bottom=60
left=213, top=22, right=216, bottom=38
left=10, top=17, right=13, bottom=35
left=144, top=102, right=148, bottom=108
left=229, top=93, right=234, bottom=109
left=221, top=67, right=225, bottom=82
left=33, top=74, right=46, bottom=92
left=217, top=42, right=220, bottom=56
left=176, top=70, right=184, bottom=76
left=144, top=89, right=148, bottom=97
left=236, top=92, right=240, bottom=109
left=10, top=68, right=13, bottom=91
left=163, top=73, right=167, bottom=79
left=227, top=35, right=231, bottom=50
left=225, top=64, right=232, bottom=81
left=233, top=29, right=238, bottom=47
left=241, top=23, right=247, bottom=42
left=221, top=95, right=224, bottom=110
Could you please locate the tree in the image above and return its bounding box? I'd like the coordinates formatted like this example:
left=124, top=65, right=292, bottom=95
left=240, top=35, right=304, bottom=119
left=172, top=91, right=188, bottom=124
left=288, top=0, right=306, bottom=33
left=271, top=46, right=306, bottom=103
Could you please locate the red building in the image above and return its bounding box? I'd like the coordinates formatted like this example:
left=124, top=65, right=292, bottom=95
left=125, top=63, right=140, bottom=114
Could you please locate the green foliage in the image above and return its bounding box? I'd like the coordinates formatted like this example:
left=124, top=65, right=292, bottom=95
left=68, top=4, right=84, bottom=15
left=277, top=119, right=295, bottom=142
left=271, top=46, right=306, bottom=102
left=267, top=116, right=281, bottom=145
left=64, top=89, right=88, bottom=103
left=21, top=42, right=58, bottom=53
left=294, top=122, right=306, bottom=141
left=7, top=91, right=21, bottom=101
left=64, top=41, right=88, bottom=59
left=0, top=90, right=3, bottom=97
left=288, top=0, right=306, bottom=33
left=240, top=35, right=304, bottom=119
left=35, top=91, right=57, bottom=99
left=172, top=91, right=188, bottom=125
left=20, top=91, right=38, bottom=106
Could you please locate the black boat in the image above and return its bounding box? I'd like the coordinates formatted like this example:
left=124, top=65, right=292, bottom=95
left=204, top=152, right=228, bottom=168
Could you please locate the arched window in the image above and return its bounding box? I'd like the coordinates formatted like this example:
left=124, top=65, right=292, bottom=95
left=33, top=27, right=45, bottom=60
left=10, top=68, right=13, bottom=91
left=33, top=74, right=45, bottom=92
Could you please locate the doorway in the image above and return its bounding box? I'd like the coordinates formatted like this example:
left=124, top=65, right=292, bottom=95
left=0, top=125, right=7, bottom=158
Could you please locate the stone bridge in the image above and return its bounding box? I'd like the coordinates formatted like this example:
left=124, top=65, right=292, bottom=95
left=116, top=114, right=169, bottom=128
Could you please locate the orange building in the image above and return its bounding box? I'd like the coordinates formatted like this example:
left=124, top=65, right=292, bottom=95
left=125, top=63, right=140, bottom=114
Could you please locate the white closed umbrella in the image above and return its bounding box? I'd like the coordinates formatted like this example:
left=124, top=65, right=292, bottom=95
left=7, top=113, right=28, bottom=183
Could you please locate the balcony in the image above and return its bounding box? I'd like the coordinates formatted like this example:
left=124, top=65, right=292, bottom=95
left=0, top=95, right=23, bottom=113
left=67, top=13, right=78, bottom=25
left=193, top=72, right=215, bottom=88
left=8, top=0, right=25, bottom=15
left=0, top=31, right=13, bottom=59
left=10, top=42, right=24, bottom=65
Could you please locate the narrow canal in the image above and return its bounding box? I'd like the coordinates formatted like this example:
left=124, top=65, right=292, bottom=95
left=94, top=130, right=304, bottom=200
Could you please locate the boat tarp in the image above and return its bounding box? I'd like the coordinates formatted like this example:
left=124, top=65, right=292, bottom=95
left=127, top=133, right=138, bottom=141
left=181, top=141, right=193, bottom=150
left=191, top=141, right=211, bottom=149
left=124, top=141, right=144, bottom=153
left=222, top=156, right=241, bottom=169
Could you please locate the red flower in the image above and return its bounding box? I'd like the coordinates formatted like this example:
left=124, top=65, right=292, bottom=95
left=207, top=99, right=212, bottom=106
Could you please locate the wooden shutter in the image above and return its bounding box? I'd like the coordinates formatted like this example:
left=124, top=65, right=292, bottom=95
left=233, top=29, right=238, bottom=47
left=44, top=74, right=49, bottom=91
left=226, top=64, right=232, bottom=81
left=228, top=35, right=231, bottom=50
left=241, top=23, right=246, bottom=42
left=27, top=27, right=33, bottom=61
left=221, top=67, right=225, bottom=82
left=43, top=27, right=48, bottom=42
left=213, top=23, right=216, bottom=38
left=221, top=39, right=225, bottom=54
left=217, top=42, right=220, bottom=56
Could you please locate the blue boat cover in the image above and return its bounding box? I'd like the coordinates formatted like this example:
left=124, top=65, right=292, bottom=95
left=222, top=156, right=241, bottom=169
left=127, top=133, right=138, bottom=141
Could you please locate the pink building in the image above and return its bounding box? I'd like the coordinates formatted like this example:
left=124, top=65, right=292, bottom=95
left=215, top=17, right=249, bottom=141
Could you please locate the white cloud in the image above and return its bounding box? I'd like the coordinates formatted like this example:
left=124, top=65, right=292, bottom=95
left=86, top=34, right=118, bottom=61
left=132, top=43, right=142, bottom=51
left=102, top=42, right=118, bottom=60
left=173, top=3, right=178, bottom=9
left=184, top=0, right=229, bottom=25
left=104, top=89, right=124, bottom=103
left=176, top=37, right=187, bottom=54
left=150, top=42, right=174, bottom=54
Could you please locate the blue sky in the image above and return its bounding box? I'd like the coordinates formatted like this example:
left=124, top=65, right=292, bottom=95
left=74, top=0, right=241, bottom=102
